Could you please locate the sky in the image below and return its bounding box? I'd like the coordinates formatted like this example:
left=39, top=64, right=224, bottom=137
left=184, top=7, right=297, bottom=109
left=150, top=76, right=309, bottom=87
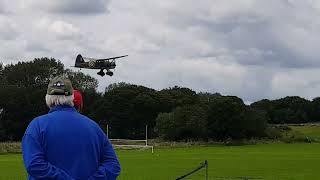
left=0, top=0, right=320, bottom=103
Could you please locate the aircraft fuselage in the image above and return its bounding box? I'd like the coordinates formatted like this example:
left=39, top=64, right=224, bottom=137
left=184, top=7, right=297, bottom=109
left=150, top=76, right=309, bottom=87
left=75, top=61, right=116, bottom=70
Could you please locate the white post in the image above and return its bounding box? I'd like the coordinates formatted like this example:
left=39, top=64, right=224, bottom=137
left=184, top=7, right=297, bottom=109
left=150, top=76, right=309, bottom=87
left=145, top=125, right=148, bottom=146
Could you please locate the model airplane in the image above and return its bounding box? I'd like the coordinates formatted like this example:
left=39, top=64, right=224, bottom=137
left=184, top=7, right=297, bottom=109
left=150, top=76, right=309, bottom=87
left=74, top=54, right=128, bottom=76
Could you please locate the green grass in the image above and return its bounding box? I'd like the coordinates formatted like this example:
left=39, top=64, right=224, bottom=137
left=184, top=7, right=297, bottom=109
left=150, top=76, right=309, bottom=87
left=1, top=143, right=320, bottom=179
left=290, top=125, right=320, bottom=140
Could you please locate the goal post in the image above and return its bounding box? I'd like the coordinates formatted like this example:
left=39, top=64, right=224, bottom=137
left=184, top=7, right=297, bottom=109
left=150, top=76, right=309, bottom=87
left=107, top=125, right=154, bottom=153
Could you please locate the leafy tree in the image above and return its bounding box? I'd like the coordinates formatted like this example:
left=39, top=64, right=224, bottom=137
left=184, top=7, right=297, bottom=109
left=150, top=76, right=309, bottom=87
left=207, top=96, right=247, bottom=140
left=155, top=104, right=208, bottom=141
left=158, top=86, right=198, bottom=112
left=252, top=96, right=312, bottom=124
left=64, top=69, right=98, bottom=91
left=2, top=57, right=316, bottom=142
left=0, top=63, right=4, bottom=85
left=82, top=89, right=103, bottom=116
left=0, top=58, right=96, bottom=141
left=309, top=97, right=320, bottom=122
left=2, top=58, right=64, bottom=88
left=105, top=82, right=131, bottom=92
left=90, top=84, right=159, bottom=139
left=243, top=108, right=268, bottom=137
left=154, top=112, right=175, bottom=140
left=198, top=92, right=222, bottom=104
left=0, top=85, right=39, bottom=141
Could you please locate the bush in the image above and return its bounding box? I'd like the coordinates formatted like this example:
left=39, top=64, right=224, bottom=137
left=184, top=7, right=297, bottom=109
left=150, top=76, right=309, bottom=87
left=265, top=126, right=282, bottom=139
left=0, top=142, right=21, bottom=154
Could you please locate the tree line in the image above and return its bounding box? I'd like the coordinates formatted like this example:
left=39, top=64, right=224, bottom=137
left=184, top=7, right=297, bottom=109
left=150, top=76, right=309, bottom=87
left=0, top=58, right=319, bottom=141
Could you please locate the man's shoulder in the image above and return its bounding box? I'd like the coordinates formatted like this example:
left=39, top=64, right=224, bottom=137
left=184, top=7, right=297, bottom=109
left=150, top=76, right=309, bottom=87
left=78, top=114, right=106, bottom=135
left=28, top=113, right=48, bottom=125
left=24, top=114, right=48, bottom=135
left=71, top=113, right=98, bottom=126
left=79, top=114, right=101, bottom=128
left=35, top=113, right=51, bottom=120
left=29, top=113, right=53, bottom=125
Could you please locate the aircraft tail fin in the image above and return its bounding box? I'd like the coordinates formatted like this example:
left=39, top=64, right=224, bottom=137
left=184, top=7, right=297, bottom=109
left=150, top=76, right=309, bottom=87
left=75, top=54, right=84, bottom=67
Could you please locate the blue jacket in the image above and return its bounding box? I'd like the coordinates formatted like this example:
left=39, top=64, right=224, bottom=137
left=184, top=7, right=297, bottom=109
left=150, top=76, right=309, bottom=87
left=22, top=105, right=120, bottom=180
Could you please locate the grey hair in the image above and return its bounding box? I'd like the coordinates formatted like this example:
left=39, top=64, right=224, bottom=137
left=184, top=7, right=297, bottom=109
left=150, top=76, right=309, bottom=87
left=45, top=94, right=74, bottom=109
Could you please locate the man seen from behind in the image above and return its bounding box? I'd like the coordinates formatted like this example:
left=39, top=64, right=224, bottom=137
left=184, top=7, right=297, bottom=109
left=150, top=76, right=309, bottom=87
left=22, top=76, right=120, bottom=180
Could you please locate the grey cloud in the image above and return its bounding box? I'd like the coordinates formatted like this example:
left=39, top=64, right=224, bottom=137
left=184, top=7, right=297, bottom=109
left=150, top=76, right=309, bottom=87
left=0, top=40, right=26, bottom=62
left=96, top=55, right=277, bottom=102
left=0, top=6, right=4, bottom=14
left=0, top=1, right=10, bottom=14
left=2, top=0, right=320, bottom=103
left=270, top=68, right=320, bottom=100
left=37, top=0, right=109, bottom=15
left=92, top=0, right=320, bottom=102
left=158, top=0, right=320, bottom=69
left=0, top=18, right=19, bottom=40
left=25, top=42, right=51, bottom=53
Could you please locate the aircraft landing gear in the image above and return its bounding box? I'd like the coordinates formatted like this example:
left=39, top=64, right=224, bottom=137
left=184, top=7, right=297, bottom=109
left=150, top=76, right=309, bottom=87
left=97, top=69, right=105, bottom=76
left=106, top=70, right=114, bottom=76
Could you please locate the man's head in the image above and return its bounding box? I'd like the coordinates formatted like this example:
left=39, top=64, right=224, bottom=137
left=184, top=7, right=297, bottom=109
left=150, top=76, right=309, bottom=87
left=45, top=76, right=74, bottom=108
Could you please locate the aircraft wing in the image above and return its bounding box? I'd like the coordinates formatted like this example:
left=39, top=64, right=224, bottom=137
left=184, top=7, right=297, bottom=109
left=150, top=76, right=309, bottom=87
left=97, top=55, right=128, bottom=61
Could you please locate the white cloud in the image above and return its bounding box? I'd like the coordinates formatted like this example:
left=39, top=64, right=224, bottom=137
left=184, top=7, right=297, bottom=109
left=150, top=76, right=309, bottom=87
left=49, top=20, right=80, bottom=39
left=271, top=68, right=320, bottom=100
left=34, top=18, right=81, bottom=40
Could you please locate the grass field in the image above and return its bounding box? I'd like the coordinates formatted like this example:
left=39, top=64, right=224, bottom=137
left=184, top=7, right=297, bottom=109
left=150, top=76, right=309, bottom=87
left=1, top=143, right=320, bottom=180
left=289, top=125, right=320, bottom=140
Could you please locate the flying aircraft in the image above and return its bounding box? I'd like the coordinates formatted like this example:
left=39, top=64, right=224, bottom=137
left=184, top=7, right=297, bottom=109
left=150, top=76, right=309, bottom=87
left=74, top=54, right=128, bottom=76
